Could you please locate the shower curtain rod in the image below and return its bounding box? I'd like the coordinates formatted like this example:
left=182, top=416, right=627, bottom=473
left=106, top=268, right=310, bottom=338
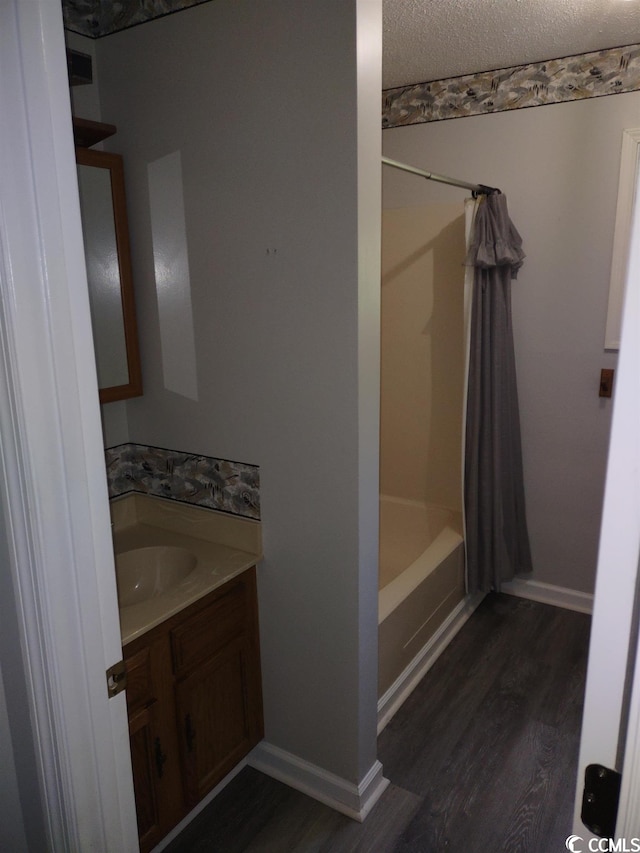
left=382, top=156, right=499, bottom=196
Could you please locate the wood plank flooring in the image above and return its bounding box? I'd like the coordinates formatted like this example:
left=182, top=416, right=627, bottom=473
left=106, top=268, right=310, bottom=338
left=163, top=594, right=591, bottom=853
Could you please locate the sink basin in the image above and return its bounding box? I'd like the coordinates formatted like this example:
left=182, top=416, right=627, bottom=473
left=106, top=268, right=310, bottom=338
left=115, top=545, right=197, bottom=608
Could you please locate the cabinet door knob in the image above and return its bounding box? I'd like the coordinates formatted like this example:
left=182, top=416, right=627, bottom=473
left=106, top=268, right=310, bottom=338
left=185, top=714, right=196, bottom=753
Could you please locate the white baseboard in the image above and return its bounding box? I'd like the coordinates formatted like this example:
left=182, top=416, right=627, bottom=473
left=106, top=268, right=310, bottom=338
left=377, top=591, right=485, bottom=734
left=501, top=578, right=593, bottom=614
left=247, top=741, right=389, bottom=822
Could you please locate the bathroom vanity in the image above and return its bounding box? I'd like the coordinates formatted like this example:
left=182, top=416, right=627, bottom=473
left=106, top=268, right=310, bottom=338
left=111, top=495, right=263, bottom=852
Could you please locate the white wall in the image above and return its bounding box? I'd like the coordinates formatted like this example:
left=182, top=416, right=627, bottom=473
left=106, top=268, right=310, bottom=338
left=382, top=92, right=636, bottom=593
left=96, top=0, right=381, bottom=784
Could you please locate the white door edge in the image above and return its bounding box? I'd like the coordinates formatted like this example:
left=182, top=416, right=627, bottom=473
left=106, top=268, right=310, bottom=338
left=604, top=127, right=640, bottom=351
left=614, top=181, right=640, bottom=838
left=617, top=590, right=640, bottom=838
left=0, top=3, right=137, bottom=850
left=573, top=125, right=640, bottom=837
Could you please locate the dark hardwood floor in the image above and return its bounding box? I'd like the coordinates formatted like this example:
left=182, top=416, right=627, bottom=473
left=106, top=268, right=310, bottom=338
left=163, top=594, right=591, bottom=853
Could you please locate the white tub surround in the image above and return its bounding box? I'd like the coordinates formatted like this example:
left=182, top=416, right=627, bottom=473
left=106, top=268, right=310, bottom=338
left=378, top=592, right=485, bottom=733
left=379, top=496, right=463, bottom=622
left=378, top=497, right=466, bottom=698
left=379, top=544, right=465, bottom=697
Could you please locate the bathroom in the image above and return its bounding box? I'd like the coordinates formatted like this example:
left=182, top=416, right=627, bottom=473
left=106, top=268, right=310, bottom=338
left=0, top=0, right=636, bottom=848
left=377, top=62, right=624, bottom=705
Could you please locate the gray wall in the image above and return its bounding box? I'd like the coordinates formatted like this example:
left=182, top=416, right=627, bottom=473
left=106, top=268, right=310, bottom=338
left=382, top=92, right=634, bottom=593
left=0, top=667, right=28, bottom=852
left=96, top=0, right=381, bottom=783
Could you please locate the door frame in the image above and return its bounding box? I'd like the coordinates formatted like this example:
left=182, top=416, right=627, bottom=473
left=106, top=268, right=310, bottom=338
left=573, top=129, right=640, bottom=838
left=0, top=2, right=137, bottom=849
left=612, top=172, right=640, bottom=835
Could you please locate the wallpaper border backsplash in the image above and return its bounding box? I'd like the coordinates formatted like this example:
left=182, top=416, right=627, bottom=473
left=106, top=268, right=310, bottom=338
left=62, top=0, right=212, bottom=38
left=105, top=443, right=260, bottom=520
left=382, top=43, right=640, bottom=128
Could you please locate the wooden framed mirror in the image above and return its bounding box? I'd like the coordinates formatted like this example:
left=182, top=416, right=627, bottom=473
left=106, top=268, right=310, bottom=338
left=76, top=146, right=142, bottom=403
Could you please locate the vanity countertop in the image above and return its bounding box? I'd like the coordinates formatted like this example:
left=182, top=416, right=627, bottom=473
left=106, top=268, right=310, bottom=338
left=111, top=494, right=262, bottom=646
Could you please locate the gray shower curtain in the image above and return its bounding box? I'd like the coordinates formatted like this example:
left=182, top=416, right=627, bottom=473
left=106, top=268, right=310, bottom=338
left=465, top=193, right=532, bottom=594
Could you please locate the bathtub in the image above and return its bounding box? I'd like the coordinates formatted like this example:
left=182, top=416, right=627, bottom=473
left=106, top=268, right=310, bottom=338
left=378, top=496, right=465, bottom=697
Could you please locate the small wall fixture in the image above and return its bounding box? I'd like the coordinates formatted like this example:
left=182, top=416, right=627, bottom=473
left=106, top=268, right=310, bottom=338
left=599, top=369, right=615, bottom=399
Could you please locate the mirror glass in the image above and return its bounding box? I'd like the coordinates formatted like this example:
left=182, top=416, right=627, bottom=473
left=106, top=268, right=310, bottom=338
left=76, top=147, right=142, bottom=403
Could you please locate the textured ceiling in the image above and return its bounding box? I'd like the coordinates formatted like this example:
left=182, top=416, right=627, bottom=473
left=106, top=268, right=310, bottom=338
left=383, top=0, right=640, bottom=89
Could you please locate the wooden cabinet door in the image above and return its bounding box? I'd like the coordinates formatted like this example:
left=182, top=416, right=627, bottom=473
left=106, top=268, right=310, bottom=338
left=128, top=702, right=164, bottom=852
left=125, top=640, right=182, bottom=852
left=175, top=635, right=262, bottom=807
left=123, top=567, right=264, bottom=847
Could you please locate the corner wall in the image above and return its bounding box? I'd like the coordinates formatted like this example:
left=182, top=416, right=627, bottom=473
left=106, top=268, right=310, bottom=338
left=383, top=92, right=634, bottom=593
left=96, top=0, right=381, bottom=788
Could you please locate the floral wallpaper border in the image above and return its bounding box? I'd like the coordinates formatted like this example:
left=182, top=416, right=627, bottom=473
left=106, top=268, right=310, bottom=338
left=62, top=0, right=212, bottom=38
left=63, top=4, right=640, bottom=126
left=382, top=43, right=640, bottom=128
left=105, top=443, right=260, bottom=520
